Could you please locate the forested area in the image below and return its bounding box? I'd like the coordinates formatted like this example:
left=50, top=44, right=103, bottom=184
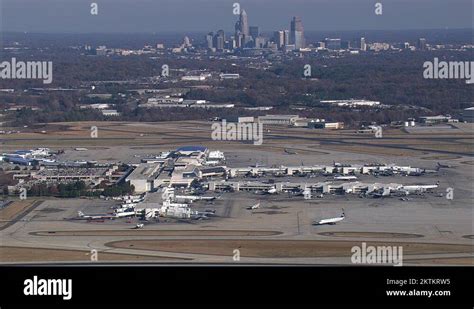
left=1, top=47, right=472, bottom=127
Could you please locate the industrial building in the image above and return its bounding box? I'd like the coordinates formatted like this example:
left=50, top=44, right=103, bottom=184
left=308, top=121, right=345, bottom=130
left=320, top=99, right=381, bottom=108
left=462, top=107, right=474, bottom=123
left=207, top=150, right=225, bottom=164
left=181, top=75, right=208, bottom=81
left=418, top=115, right=458, bottom=124
left=146, top=96, right=184, bottom=104
left=102, top=109, right=121, bottom=116
left=257, top=115, right=301, bottom=125
left=219, top=73, right=240, bottom=79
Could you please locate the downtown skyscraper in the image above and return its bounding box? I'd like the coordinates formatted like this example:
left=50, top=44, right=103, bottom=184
left=235, top=9, right=250, bottom=48
left=290, top=16, right=305, bottom=49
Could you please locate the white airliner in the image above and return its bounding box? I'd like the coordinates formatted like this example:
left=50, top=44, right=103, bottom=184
left=174, top=195, right=216, bottom=203
left=254, top=187, right=278, bottom=195
left=134, top=223, right=144, bottom=229
left=77, top=211, right=115, bottom=220
left=114, top=210, right=136, bottom=218
left=246, top=203, right=260, bottom=210
left=399, top=183, right=439, bottom=194
left=334, top=175, right=357, bottom=181
left=267, top=187, right=277, bottom=194
left=313, top=209, right=345, bottom=225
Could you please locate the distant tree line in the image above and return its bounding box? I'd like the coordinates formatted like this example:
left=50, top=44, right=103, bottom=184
left=24, top=181, right=134, bottom=198
left=2, top=49, right=472, bottom=127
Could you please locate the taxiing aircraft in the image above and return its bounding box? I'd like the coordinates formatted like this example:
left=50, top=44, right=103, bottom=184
left=436, top=162, right=453, bottom=170
left=284, top=148, right=298, bottom=155
left=246, top=203, right=261, bottom=210
left=313, top=209, right=345, bottom=225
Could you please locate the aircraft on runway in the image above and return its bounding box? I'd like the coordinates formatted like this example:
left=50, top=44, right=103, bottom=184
left=284, top=148, right=298, bottom=155
left=77, top=211, right=115, bottom=220
left=246, top=203, right=260, bottom=210
left=313, top=209, right=345, bottom=225
left=437, top=162, right=453, bottom=170
left=134, top=223, right=144, bottom=229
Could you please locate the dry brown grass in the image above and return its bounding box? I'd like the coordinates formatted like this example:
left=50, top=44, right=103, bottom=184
left=106, top=239, right=474, bottom=259
left=0, top=246, right=189, bottom=262
left=0, top=200, right=39, bottom=229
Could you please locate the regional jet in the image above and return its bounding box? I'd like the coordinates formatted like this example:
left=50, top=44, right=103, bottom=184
left=77, top=211, right=115, bottom=220
left=334, top=175, right=358, bottom=181
left=246, top=203, right=261, bottom=210
left=313, top=209, right=345, bottom=225
left=437, top=162, right=453, bottom=170
left=254, top=187, right=278, bottom=195
left=284, top=148, right=298, bottom=155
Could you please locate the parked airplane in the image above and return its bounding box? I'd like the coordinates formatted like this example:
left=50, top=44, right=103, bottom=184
left=404, top=171, right=423, bottom=176
left=112, top=194, right=145, bottom=203
left=288, top=188, right=304, bottom=196
left=134, top=223, right=144, bottom=229
left=114, top=210, right=136, bottom=218
left=246, top=203, right=260, bottom=210
left=254, top=187, right=277, bottom=195
left=77, top=211, right=115, bottom=220
left=370, top=187, right=392, bottom=198
left=115, top=204, right=137, bottom=212
left=334, top=175, right=358, bottom=181
left=196, top=210, right=216, bottom=218
left=174, top=195, right=216, bottom=203
left=400, top=183, right=439, bottom=194
left=192, top=214, right=210, bottom=220
left=313, top=209, right=345, bottom=225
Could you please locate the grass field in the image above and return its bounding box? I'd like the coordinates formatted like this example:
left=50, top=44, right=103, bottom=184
left=0, top=246, right=189, bottom=262
left=105, top=239, right=474, bottom=258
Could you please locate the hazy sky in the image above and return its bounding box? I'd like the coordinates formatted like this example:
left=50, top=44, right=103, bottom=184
left=1, top=0, right=472, bottom=33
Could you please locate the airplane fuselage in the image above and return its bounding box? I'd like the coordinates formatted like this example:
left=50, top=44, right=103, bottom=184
left=313, top=216, right=345, bottom=225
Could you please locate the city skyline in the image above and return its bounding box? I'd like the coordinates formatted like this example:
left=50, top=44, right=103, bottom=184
left=206, top=8, right=306, bottom=51
left=1, top=0, right=472, bottom=33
